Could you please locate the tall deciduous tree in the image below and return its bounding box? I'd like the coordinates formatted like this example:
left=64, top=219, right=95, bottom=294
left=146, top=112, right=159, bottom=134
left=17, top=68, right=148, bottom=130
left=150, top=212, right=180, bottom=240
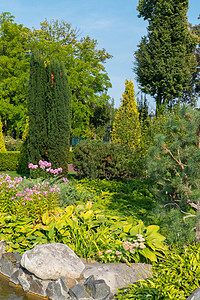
left=134, top=0, right=198, bottom=111
left=111, top=79, right=141, bottom=150
left=0, top=12, right=30, bottom=136
left=28, top=52, right=71, bottom=175
left=0, top=14, right=112, bottom=138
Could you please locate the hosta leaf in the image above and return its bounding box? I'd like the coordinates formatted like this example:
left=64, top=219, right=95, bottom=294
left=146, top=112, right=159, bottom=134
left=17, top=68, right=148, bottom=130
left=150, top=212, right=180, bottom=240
left=139, top=247, right=157, bottom=262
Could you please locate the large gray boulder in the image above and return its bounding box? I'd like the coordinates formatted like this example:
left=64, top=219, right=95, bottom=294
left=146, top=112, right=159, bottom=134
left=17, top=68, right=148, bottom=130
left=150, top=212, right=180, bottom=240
left=21, top=243, right=85, bottom=280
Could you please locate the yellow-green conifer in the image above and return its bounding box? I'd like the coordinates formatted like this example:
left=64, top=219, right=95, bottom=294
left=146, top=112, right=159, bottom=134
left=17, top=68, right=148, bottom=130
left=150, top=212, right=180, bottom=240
left=111, top=79, right=141, bottom=150
left=0, top=117, right=6, bottom=152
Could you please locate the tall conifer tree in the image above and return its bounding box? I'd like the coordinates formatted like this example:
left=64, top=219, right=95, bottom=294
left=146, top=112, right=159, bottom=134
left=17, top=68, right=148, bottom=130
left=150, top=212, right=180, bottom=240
left=28, top=53, right=71, bottom=175
left=135, top=0, right=198, bottom=110
left=111, top=79, right=141, bottom=150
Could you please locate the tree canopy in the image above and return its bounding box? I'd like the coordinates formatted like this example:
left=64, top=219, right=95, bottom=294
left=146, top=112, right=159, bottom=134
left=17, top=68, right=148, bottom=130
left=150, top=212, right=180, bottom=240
left=0, top=13, right=112, bottom=138
left=0, top=12, right=30, bottom=136
left=135, top=0, right=198, bottom=110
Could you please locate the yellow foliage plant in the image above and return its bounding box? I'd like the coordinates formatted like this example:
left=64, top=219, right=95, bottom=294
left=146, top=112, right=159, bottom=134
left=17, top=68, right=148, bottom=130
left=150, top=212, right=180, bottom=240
left=0, top=117, right=6, bottom=152
left=111, top=79, right=141, bottom=151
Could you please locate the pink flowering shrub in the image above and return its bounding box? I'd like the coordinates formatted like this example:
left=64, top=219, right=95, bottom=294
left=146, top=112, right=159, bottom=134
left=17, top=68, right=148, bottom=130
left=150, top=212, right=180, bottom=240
left=0, top=161, right=69, bottom=220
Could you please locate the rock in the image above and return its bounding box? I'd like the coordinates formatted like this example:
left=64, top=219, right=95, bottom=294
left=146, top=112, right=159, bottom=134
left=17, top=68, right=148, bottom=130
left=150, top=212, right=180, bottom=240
left=85, top=279, right=111, bottom=300
left=0, top=252, right=20, bottom=278
left=46, top=277, right=69, bottom=300
left=185, top=287, right=200, bottom=300
left=0, top=240, right=6, bottom=259
left=17, top=267, right=49, bottom=296
left=21, top=243, right=85, bottom=280
left=82, top=262, right=152, bottom=294
left=10, top=269, right=20, bottom=285
left=69, top=284, right=92, bottom=299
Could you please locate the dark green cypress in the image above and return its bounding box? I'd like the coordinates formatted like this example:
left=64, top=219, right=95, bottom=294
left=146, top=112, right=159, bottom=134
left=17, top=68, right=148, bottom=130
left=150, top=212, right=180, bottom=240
left=27, top=52, right=71, bottom=175
left=46, top=59, right=71, bottom=175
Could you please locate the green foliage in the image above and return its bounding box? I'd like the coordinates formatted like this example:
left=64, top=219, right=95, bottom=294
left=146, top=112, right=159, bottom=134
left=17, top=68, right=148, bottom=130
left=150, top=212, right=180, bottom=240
left=0, top=14, right=112, bottom=138
left=68, top=151, right=74, bottom=164
left=0, top=151, right=19, bottom=170
left=0, top=117, right=6, bottom=152
left=135, top=0, right=198, bottom=109
left=116, top=244, right=200, bottom=300
left=3, top=136, right=23, bottom=151
left=17, top=116, right=29, bottom=174
left=28, top=53, right=71, bottom=175
left=68, top=178, right=156, bottom=222
left=0, top=12, right=30, bottom=136
left=150, top=207, right=196, bottom=248
left=147, top=105, right=200, bottom=241
left=73, top=139, right=134, bottom=179
left=0, top=200, right=166, bottom=263
left=17, top=139, right=29, bottom=175
left=111, top=79, right=141, bottom=150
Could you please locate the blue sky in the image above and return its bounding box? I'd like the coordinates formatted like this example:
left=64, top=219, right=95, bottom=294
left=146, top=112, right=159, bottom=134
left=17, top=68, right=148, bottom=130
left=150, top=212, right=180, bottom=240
left=1, top=0, right=200, bottom=110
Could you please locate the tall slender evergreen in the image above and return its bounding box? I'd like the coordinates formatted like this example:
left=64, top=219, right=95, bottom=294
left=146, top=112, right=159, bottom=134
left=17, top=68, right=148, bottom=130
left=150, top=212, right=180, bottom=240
left=28, top=52, right=71, bottom=175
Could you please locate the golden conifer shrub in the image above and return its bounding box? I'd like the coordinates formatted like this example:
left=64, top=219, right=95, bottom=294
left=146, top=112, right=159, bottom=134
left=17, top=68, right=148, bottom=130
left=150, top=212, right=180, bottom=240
left=0, top=117, right=6, bottom=152
left=111, top=79, right=141, bottom=150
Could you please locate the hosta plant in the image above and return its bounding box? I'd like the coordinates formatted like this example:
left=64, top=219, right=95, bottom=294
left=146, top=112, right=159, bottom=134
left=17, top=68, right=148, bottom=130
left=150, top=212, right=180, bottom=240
left=0, top=201, right=167, bottom=264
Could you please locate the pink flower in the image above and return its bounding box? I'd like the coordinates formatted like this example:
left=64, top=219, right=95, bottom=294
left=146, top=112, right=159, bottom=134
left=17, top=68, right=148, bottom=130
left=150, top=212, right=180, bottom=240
left=58, top=168, right=62, bottom=172
left=47, top=162, right=51, bottom=167
left=40, top=165, right=45, bottom=170
left=28, top=163, right=34, bottom=169
left=63, top=177, right=69, bottom=184
left=105, top=250, right=112, bottom=254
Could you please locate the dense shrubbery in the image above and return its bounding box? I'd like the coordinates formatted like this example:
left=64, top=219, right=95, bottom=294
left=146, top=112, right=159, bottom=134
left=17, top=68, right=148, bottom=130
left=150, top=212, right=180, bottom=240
left=0, top=151, right=20, bottom=171
left=73, top=139, right=135, bottom=179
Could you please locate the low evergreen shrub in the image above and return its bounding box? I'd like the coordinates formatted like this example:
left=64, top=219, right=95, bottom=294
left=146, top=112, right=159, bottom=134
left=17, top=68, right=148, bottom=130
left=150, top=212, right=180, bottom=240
left=73, top=140, right=134, bottom=179
left=0, top=151, right=20, bottom=171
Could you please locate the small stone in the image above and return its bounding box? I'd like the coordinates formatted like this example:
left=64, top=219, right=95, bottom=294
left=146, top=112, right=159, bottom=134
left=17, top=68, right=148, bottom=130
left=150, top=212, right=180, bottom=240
left=69, top=284, right=91, bottom=299
left=0, top=240, right=6, bottom=259
left=84, top=275, right=95, bottom=286
left=86, top=279, right=110, bottom=299
left=10, top=269, right=20, bottom=285
left=0, top=256, right=18, bottom=278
